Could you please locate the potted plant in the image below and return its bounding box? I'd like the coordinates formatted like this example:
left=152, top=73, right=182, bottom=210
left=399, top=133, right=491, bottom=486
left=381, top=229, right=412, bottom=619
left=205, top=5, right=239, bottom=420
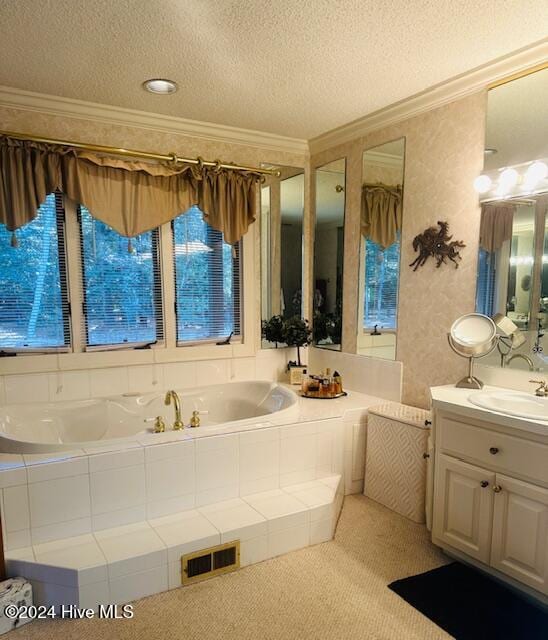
left=261, top=315, right=285, bottom=347
left=282, top=315, right=312, bottom=384
left=313, top=311, right=341, bottom=345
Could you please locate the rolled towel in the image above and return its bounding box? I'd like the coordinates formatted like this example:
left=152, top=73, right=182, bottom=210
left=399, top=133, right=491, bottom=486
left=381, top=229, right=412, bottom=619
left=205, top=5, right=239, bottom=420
left=0, top=577, right=33, bottom=634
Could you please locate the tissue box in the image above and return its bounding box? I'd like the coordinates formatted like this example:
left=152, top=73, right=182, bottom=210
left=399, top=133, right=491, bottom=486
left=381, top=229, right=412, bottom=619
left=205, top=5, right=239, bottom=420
left=288, top=365, right=306, bottom=385
left=0, top=578, right=32, bottom=635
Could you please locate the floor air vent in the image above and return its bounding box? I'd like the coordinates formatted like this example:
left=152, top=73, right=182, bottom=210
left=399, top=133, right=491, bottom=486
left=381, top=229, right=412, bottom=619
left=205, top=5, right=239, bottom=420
left=181, top=540, right=240, bottom=585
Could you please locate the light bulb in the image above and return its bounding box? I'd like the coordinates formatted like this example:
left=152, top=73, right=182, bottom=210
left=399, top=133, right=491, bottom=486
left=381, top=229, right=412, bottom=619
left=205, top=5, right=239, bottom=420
left=497, top=168, right=519, bottom=195
left=524, top=161, right=548, bottom=188
left=142, top=78, right=178, bottom=94
left=473, top=174, right=492, bottom=193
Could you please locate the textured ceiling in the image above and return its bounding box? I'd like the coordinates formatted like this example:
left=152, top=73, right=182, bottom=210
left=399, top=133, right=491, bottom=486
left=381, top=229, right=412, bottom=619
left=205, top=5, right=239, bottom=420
left=0, top=0, right=547, bottom=139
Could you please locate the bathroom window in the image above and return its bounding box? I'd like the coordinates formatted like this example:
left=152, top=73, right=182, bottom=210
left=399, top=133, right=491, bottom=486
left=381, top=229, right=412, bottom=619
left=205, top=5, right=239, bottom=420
left=363, top=236, right=400, bottom=330
left=0, top=192, right=70, bottom=351
left=173, top=206, right=241, bottom=344
left=476, top=248, right=496, bottom=317
left=78, top=206, right=163, bottom=348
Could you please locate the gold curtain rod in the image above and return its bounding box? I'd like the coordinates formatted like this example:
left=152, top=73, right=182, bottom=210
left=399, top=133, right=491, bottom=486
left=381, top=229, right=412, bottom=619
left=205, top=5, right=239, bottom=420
left=0, top=129, right=281, bottom=177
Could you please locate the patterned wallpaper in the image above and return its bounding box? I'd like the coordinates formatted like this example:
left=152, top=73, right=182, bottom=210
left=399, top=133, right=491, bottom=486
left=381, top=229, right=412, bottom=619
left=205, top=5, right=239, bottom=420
left=0, top=107, right=307, bottom=169
left=310, top=92, right=487, bottom=408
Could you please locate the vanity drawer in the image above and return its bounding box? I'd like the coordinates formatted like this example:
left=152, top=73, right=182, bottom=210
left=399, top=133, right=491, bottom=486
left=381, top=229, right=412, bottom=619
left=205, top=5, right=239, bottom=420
left=438, top=416, right=548, bottom=485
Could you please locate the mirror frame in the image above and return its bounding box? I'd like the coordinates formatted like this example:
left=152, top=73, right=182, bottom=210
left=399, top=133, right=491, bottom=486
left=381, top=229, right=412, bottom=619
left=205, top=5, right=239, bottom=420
left=356, top=136, right=406, bottom=361
left=260, top=165, right=305, bottom=349
left=312, top=158, right=347, bottom=351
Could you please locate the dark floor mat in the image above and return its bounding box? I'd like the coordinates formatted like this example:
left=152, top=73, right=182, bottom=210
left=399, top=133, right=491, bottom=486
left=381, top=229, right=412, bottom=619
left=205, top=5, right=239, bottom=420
left=388, top=562, right=548, bottom=640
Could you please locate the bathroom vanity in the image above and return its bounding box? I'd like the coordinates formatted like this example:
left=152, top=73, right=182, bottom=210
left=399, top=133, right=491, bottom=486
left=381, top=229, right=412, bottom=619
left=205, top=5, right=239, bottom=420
left=430, top=385, right=548, bottom=602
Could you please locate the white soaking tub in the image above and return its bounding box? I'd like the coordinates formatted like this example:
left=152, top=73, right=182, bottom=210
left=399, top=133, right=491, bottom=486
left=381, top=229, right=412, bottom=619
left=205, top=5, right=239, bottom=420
left=0, top=381, right=299, bottom=454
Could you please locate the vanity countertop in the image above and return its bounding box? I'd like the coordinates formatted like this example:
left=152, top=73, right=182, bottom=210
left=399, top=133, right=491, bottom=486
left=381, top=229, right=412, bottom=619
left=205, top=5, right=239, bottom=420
left=430, top=385, right=548, bottom=437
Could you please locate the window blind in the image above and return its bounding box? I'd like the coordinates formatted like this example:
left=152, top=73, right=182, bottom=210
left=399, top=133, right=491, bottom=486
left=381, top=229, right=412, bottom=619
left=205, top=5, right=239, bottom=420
left=363, top=236, right=400, bottom=330
left=0, top=192, right=70, bottom=351
left=78, top=205, right=163, bottom=348
left=173, top=206, right=241, bottom=344
left=476, top=248, right=496, bottom=317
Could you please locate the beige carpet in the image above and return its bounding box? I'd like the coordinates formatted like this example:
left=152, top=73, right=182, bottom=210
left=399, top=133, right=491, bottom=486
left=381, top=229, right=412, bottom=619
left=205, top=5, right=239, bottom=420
left=11, top=495, right=452, bottom=640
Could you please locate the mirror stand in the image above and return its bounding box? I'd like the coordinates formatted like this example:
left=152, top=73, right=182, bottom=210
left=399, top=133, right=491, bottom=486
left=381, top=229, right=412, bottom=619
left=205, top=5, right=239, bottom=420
left=448, top=334, right=485, bottom=389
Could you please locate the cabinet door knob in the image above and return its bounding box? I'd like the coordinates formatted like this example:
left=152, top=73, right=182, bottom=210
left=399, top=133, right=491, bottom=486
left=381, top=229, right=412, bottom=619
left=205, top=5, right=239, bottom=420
left=424, top=419, right=432, bottom=426
left=489, top=447, right=499, bottom=455
left=480, top=480, right=489, bottom=488
left=423, top=452, right=430, bottom=459
left=493, top=485, right=502, bottom=493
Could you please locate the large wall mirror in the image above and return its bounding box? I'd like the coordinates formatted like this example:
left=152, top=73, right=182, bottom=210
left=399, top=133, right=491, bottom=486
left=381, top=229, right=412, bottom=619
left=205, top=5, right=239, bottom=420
left=261, top=165, right=305, bottom=347
left=357, top=138, right=405, bottom=360
left=313, top=159, right=346, bottom=350
left=475, top=66, right=548, bottom=371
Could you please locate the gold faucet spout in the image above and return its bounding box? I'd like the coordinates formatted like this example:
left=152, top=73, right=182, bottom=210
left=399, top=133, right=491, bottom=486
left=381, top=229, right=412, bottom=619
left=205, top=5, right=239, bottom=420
left=164, top=390, right=184, bottom=430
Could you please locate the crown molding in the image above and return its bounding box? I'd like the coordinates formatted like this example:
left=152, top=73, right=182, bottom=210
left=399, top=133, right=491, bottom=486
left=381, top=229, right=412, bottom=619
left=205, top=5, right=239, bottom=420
left=363, top=149, right=403, bottom=168
left=1, top=39, right=546, bottom=159
left=0, top=85, right=309, bottom=156
left=309, top=39, right=548, bottom=155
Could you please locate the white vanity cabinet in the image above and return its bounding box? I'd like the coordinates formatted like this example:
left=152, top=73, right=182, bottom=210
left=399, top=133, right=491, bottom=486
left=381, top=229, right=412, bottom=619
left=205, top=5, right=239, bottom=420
left=433, top=454, right=495, bottom=564
left=431, top=406, right=548, bottom=598
left=490, top=474, right=548, bottom=592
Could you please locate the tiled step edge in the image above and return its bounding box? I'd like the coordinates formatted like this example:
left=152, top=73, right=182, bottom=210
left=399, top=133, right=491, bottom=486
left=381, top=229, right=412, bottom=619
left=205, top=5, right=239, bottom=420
left=6, top=475, right=343, bottom=611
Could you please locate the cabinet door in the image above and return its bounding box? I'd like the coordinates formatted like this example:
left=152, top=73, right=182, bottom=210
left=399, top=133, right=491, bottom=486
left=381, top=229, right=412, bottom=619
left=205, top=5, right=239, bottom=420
left=491, top=474, right=548, bottom=595
left=433, top=454, right=495, bottom=563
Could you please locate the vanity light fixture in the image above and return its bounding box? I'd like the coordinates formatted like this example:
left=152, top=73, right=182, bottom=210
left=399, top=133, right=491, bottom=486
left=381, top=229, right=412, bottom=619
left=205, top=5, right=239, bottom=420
left=473, top=157, right=548, bottom=200
left=496, top=168, right=519, bottom=195
left=473, top=174, right=492, bottom=194
left=524, top=161, right=548, bottom=189
left=142, top=78, right=178, bottom=95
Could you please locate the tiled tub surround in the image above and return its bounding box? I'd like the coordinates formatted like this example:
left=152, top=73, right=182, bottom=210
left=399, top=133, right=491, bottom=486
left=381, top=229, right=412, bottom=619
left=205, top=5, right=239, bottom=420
left=0, top=389, right=384, bottom=610
left=308, top=348, right=402, bottom=402
left=0, top=381, right=299, bottom=453
left=0, top=350, right=294, bottom=406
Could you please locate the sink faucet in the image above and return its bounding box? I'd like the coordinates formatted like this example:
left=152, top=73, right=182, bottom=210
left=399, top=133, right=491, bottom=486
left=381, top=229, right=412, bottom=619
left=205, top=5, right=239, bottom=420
left=506, top=353, right=535, bottom=371
left=529, top=379, right=548, bottom=397
left=164, top=390, right=184, bottom=430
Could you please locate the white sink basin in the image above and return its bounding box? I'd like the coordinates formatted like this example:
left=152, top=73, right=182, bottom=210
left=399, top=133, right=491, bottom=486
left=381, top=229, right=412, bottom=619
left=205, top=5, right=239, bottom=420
left=468, top=390, right=548, bottom=421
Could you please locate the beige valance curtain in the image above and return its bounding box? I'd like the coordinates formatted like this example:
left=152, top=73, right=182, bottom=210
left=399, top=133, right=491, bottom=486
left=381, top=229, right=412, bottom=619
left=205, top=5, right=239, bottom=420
left=0, top=136, right=259, bottom=245
left=361, top=184, right=402, bottom=249
left=479, top=202, right=516, bottom=253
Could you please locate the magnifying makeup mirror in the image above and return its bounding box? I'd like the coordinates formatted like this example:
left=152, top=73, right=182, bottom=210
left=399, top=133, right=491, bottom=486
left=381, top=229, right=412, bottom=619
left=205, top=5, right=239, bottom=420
left=448, top=313, right=498, bottom=389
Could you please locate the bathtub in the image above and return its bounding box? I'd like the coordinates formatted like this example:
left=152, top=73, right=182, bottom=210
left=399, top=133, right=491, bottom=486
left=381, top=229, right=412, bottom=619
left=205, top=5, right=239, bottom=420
left=0, top=381, right=299, bottom=454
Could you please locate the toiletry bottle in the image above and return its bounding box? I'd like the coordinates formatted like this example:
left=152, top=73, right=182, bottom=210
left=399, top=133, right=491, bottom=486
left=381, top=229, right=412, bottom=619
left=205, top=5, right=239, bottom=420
left=309, top=375, right=320, bottom=397
left=321, top=369, right=331, bottom=397
left=333, top=371, right=342, bottom=394
left=301, top=372, right=310, bottom=395
left=328, top=368, right=335, bottom=396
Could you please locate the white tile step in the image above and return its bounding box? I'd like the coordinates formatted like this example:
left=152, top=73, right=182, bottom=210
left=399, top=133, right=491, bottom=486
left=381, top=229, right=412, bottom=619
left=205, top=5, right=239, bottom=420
left=5, top=475, right=343, bottom=610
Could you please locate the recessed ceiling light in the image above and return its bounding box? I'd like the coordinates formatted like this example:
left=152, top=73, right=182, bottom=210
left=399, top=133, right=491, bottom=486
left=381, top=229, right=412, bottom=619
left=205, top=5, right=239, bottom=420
left=142, top=78, right=178, bottom=95
left=484, top=148, right=498, bottom=155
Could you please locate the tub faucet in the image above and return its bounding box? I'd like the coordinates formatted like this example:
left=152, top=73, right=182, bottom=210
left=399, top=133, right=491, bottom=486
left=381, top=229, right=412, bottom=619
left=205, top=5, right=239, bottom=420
left=164, top=390, right=184, bottom=430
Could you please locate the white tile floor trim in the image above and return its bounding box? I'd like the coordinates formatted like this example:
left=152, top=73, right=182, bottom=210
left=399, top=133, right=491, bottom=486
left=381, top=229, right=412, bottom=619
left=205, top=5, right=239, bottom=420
left=5, top=475, right=343, bottom=611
